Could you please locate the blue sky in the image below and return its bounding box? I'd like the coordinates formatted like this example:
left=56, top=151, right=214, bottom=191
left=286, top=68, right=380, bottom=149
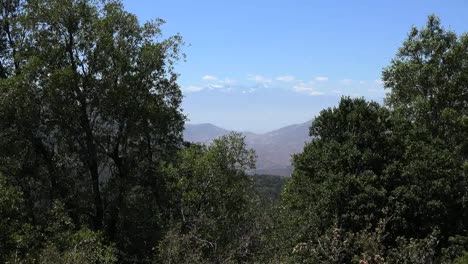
left=123, top=0, right=468, bottom=133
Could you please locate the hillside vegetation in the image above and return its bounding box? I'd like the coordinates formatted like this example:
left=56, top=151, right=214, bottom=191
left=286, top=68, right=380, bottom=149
left=0, top=1, right=467, bottom=263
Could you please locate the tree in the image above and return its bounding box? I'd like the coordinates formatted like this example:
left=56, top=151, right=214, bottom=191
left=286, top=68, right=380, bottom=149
left=278, top=15, right=468, bottom=262
left=0, top=171, right=25, bottom=263
left=0, top=0, right=185, bottom=261
left=383, top=14, right=468, bottom=158
left=279, top=96, right=468, bottom=262
left=158, top=133, right=266, bottom=263
left=279, top=97, right=399, bottom=260
left=382, top=14, right=468, bottom=248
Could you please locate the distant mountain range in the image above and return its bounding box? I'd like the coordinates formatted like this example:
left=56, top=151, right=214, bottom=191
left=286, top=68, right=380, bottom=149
left=184, top=120, right=314, bottom=176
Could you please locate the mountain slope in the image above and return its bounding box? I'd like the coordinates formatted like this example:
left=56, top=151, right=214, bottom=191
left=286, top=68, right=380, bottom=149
left=183, top=123, right=230, bottom=143
left=183, top=120, right=313, bottom=176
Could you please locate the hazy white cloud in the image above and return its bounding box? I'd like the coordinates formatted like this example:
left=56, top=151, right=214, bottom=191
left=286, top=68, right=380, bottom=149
left=185, top=83, right=224, bottom=92
left=202, top=75, right=218, bottom=81
left=276, top=75, right=296, bottom=82
left=191, top=75, right=386, bottom=97
left=219, top=78, right=236, bottom=84
left=315, top=76, right=329, bottom=82
left=293, top=83, right=324, bottom=96
left=248, top=75, right=272, bottom=83
left=185, top=85, right=204, bottom=92
left=242, top=88, right=256, bottom=94
left=341, top=79, right=353, bottom=85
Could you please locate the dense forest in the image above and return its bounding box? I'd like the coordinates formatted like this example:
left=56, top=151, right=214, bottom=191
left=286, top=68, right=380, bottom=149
left=0, top=0, right=468, bottom=263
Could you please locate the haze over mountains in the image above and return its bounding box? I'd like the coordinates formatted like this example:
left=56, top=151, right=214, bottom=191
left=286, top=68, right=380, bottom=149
left=184, top=120, right=313, bottom=176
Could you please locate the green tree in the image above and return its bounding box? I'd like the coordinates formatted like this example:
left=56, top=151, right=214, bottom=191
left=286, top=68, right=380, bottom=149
left=279, top=97, right=399, bottom=261
left=1, top=172, right=118, bottom=263
left=383, top=14, right=468, bottom=157
left=278, top=15, right=468, bottom=262
left=0, top=0, right=185, bottom=261
left=279, top=96, right=468, bottom=262
left=382, top=14, right=468, bottom=248
left=0, top=172, right=25, bottom=263
left=158, top=133, right=265, bottom=263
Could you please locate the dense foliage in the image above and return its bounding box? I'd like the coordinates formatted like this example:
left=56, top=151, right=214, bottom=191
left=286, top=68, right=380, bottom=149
left=278, top=15, right=468, bottom=263
left=0, top=0, right=184, bottom=262
left=158, top=133, right=265, bottom=263
left=0, top=1, right=467, bottom=262
left=252, top=174, right=286, bottom=202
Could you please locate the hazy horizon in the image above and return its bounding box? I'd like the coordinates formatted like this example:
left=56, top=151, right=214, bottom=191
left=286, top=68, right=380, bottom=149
left=185, top=118, right=313, bottom=134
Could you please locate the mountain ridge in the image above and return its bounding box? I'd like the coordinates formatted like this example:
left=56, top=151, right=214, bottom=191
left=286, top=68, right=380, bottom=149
left=184, top=120, right=314, bottom=176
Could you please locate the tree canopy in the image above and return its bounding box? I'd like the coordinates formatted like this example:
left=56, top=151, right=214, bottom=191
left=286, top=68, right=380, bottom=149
left=278, top=15, right=468, bottom=263
left=0, top=0, right=185, bottom=261
left=1, top=4, right=468, bottom=263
